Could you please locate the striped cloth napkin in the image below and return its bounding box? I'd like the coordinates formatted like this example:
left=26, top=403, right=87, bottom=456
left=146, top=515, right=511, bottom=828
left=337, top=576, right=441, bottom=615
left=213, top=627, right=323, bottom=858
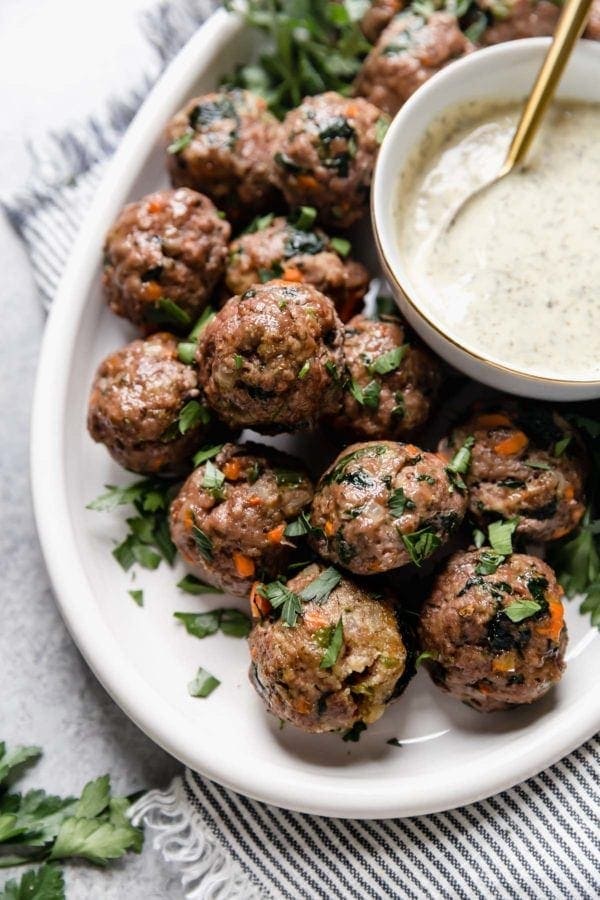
left=4, top=1, right=599, bottom=897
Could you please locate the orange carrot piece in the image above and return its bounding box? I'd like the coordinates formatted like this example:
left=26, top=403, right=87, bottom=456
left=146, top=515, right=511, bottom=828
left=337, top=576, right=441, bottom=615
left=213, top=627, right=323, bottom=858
left=491, top=651, right=517, bottom=674
left=304, top=608, right=330, bottom=631
left=345, top=103, right=358, bottom=117
left=493, top=431, right=529, bottom=456
left=250, top=581, right=271, bottom=618
left=183, top=508, right=194, bottom=530
left=563, top=485, right=575, bottom=501
left=324, top=521, right=335, bottom=537
left=537, top=599, right=565, bottom=643
left=266, top=523, right=285, bottom=544
left=248, top=495, right=263, bottom=507
left=474, top=413, right=512, bottom=429
left=297, top=174, right=318, bottom=190
left=282, top=267, right=304, bottom=283
left=147, top=199, right=165, bottom=213
left=223, top=459, right=242, bottom=480
left=233, top=552, right=255, bottom=578
left=144, top=281, right=162, bottom=301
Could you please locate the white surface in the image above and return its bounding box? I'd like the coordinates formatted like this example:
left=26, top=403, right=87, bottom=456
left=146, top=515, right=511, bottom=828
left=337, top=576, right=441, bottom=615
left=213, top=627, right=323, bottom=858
left=31, top=13, right=600, bottom=820
left=373, top=39, right=600, bottom=401
left=0, top=1, right=183, bottom=897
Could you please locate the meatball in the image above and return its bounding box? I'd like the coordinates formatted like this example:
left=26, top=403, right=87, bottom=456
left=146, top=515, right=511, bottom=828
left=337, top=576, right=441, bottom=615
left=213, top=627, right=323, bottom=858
left=165, top=89, right=281, bottom=224
left=419, top=549, right=567, bottom=711
left=225, top=215, right=370, bottom=321
left=273, top=92, right=389, bottom=229
left=87, top=333, right=215, bottom=475
left=439, top=405, right=586, bottom=542
left=330, top=313, right=442, bottom=440
left=249, top=563, right=411, bottom=732
left=102, top=188, right=230, bottom=331
left=362, top=0, right=404, bottom=43
left=169, top=443, right=313, bottom=597
left=309, top=441, right=467, bottom=574
left=354, top=12, right=471, bottom=116
left=585, top=0, right=600, bottom=39
left=197, top=281, right=344, bottom=433
left=480, top=0, right=560, bottom=44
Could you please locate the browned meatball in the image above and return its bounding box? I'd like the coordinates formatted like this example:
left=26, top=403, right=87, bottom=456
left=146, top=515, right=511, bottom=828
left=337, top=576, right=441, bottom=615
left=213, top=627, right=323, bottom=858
left=197, top=281, right=344, bottom=433
left=249, top=562, right=411, bottom=732
left=480, top=0, right=560, bottom=44
left=273, top=92, right=389, bottom=229
left=225, top=215, right=370, bottom=321
left=102, top=188, right=230, bottom=331
left=87, top=333, right=216, bottom=475
left=362, top=0, right=404, bottom=42
left=419, top=549, right=567, bottom=711
left=169, top=443, right=313, bottom=597
left=439, top=405, right=586, bottom=542
left=585, top=0, right=600, bottom=38
left=309, top=441, right=467, bottom=574
left=330, top=313, right=442, bottom=440
left=354, top=12, right=471, bottom=116
left=165, top=89, right=281, bottom=224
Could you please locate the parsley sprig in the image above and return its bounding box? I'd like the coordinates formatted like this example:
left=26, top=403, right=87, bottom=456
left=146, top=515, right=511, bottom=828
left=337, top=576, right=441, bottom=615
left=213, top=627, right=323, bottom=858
left=0, top=742, right=142, bottom=873
left=87, top=479, right=177, bottom=572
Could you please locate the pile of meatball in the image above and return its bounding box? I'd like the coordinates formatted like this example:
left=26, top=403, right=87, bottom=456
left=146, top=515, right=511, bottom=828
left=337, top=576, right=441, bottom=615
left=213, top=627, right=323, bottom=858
left=87, top=26, right=587, bottom=736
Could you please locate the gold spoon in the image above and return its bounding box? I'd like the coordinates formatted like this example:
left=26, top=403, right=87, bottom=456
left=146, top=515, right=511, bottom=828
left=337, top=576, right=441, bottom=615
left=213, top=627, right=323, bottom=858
left=447, top=0, right=593, bottom=229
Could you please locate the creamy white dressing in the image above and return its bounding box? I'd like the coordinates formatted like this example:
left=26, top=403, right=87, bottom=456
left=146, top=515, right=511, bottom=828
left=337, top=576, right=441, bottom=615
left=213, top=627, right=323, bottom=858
left=396, top=99, right=600, bottom=380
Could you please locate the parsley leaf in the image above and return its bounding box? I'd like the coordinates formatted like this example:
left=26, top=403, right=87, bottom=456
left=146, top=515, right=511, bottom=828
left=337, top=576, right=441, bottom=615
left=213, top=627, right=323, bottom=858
left=193, top=444, right=224, bottom=467
left=446, top=435, right=475, bottom=490
left=330, top=236, right=351, bottom=258
left=146, top=297, right=191, bottom=329
left=367, top=345, right=407, bottom=375
left=388, top=487, right=415, bottom=518
left=473, top=528, right=486, bottom=549
left=342, top=721, right=367, bottom=743
left=349, top=379, right=381, bottom=409
left=167, top=132, right=193, bottom=154
left=504, top=599, right=542, bottom=623
left=192, top=525, right=213, bottom=561
left=0, top=744, right=42, bottom=788
left=415, top=650, right=438, bottom=668
left=188, top=668, right=220, bottom=698
left=202, top=460, right=226, bottom=499
left=127, top=590, right=144, bottom=607
left=49, top=817, right=140, bottom=864
left=178, top=400, right=210, bottom=435
left=176, top=574, right=223, bottom=595
left=554, top=435, right=572, bottom=457
left=284, top=511, right=312, bottom=537
left=319, top=618, right=344, bottom=669
left=401, top=527, right=441, bottom=567
left=174, top=609, right=251, bottom=639
left=298, top=360, right=311, bottom=379
left=257, top=581, right=304, bottom=627
left=75, top=775, right=111, bottom=819
left=488, top=518, right=519, bottom=555
left=299, top=567, right=342, bottom=604
left=475, top=551, right=506, bottom=575
left=0, top=865, right=65, bottom=900
left=325, top=445, right=387, bottom=484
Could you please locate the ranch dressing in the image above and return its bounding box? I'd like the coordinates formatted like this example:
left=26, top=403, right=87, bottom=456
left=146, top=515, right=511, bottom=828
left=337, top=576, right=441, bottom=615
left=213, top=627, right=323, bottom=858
left=396, top=99, right=600, bottom=380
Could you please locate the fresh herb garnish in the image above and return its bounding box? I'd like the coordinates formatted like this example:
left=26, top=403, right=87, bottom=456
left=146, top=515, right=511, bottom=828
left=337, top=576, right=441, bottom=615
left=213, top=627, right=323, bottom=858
left=525, top=460, right=552, bottom=471
left=367, top=345, right=407, bottom=375
left=175, top=608, right=251, bottom=639
left=167, top=131, right=193, bottom=154
left=488, top=518, right=518, bottom=555
left=375, top=116, right=390, bottom=143
left=473, top=528, right=486, bottom=549
left=146, top=297, right=191, bottom=329
left=275, top=469, right=305, bottom=487
left=233, top=353, right=244, bottom=370
left=193, top=444, right=224, bottom=467
left=176, top=574, right=223, bottom=595
left=342, top=721, right=367, bottom=743
left=401, top=527, right=441, bottom=567
left=0, top=743, right=142, bottom=869
left=284, top=511, right=312, bottom=537
left=388, top=487, right=415, bottom=518
left=446, top=435, right=475, bottom=490
left=319, top=618, right=344, bottom=669
left=1, top=865, right=65, bottom=899
left=88, top=479, right=177, bottom=572
left=202, top=460, right=226, bottom=500
left=289, top=206, right=317, bottom=231
left=415, top=650, right=438, bottom=668
left=192, top=524, right=213, bottom=561
left=298, top=360, right=311, bottom=379
left=188, top=668, right=220, bottom=698
left=475, top=551, right=506, bottom=576
left=504, top=599, right=542, bottom=623
left=257, top=581, right=304, bottom=627
left=554, top=435, right=572, bottom=457
left=299, top=567, right=341, bottom=604
left=330, top=236, right=351, bottom=258
left=178, top=400, right=210, bottom=435
left=349, top=378, right=381, bottom=409
left=128, top=590, right=144, bottom=607
left=325, top=444, right=387, bottom=484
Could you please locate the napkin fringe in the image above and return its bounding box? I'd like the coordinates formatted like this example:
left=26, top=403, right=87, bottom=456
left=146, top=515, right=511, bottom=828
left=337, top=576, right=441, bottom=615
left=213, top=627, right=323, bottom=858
left=130, top=776, right=260, bottom=900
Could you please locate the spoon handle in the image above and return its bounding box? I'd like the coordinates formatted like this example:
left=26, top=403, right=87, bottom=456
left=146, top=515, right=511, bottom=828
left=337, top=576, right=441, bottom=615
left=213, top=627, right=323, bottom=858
left=501, top=0, right=593, bottom=175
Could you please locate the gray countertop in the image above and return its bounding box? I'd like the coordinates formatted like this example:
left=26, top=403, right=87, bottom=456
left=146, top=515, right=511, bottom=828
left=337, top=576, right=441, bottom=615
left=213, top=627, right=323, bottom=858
left=0, top=1, right=186, bottom=895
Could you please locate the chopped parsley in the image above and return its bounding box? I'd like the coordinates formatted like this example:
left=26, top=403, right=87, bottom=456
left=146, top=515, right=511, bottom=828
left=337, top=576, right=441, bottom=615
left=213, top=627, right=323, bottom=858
left=349, top=378, right=381, bottom=409
left=375, top=116, right=390, bottom=144
left=319, top=618, right=344, bottom=669
left=342, top=721, right=367, bottom=743
left=275, top=469, right=305, bottom=487
left=289, top=205, right=317, bottom=230
left=193, top=443, right=224, bottom=467
left=473, top=528, right=486, bottom=549
left=475, top=551, right=506, bottom=576
left=202, top=460, right=226, bottom=500
left=167, top=131, right=193, bottom=154
left=330, top=236, right=351, bottom=258
left=554, top=435, right=572, bottom=457
left=298, top=360, right=311, bottom=379
left=128, top=589, right=144, bottom=607
left=446, top=435, right=475, bottom=490
left=401, top=527, right=441, bottom=567
left=175, top=608, right=251, bottom=639
left=525, top=460, right=552, bottom=471
left=192, top=525, right=213, bottom=561
left=234, top=353, right=244, bottom=369
left=299, top=567, right=341, bottom=604
left=177, top=574, right=223, bottom=595
left=504, top=599, right=542, bottom=623
left=245, top=212, right=275, bottom=233
left=146, top=297, right=191, bottom=329
left=325, top=445, right=387, bottom=484
left=177, top=305, right=217, bottom=362
left=88, top=478, right=177, bottom=573
left=388, top=487, right=415, bottom=518
left=188, top=667, right=220, bottom=698
left=415, top=650, right=438, bottom=668
left=488, top=518, right=519, bottom=555
left=257, top=581, right=303, bottom=627
left=284, top=511, right=312, bottom=537
left=367, top=345, right=407, bottom=375
left=178, top=400, right=210, bottom=435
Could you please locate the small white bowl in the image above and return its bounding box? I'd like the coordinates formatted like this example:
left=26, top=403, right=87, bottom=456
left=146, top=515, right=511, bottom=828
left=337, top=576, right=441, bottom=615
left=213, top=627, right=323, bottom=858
left=372, top=38, right=600, bottom=401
